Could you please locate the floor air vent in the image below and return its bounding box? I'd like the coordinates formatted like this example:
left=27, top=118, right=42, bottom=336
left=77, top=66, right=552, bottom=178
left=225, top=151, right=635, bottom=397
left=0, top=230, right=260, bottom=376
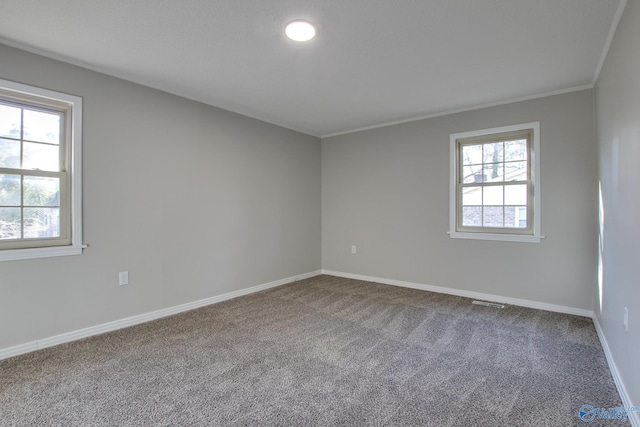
left=472, top=300, right=505, bottom=309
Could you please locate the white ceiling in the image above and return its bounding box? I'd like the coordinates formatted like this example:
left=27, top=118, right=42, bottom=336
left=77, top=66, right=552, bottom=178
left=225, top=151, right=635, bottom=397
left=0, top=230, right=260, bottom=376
left=0, top=0, right=624, bottom=137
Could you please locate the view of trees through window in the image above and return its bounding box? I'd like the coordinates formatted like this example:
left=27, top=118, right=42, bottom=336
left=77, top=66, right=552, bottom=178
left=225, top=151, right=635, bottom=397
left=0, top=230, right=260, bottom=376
left=459, top=137, right=529, bottom=229
left=0, top=103, right=62, bottom=241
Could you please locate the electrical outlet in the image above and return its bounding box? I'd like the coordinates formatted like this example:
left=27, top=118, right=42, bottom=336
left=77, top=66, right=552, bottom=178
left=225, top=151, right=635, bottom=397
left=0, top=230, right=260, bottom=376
left=624, top=307, right=629, bottom=332
left=119, top=271, right=129, bottom=286
left=351, top=245, right=357, bottom=254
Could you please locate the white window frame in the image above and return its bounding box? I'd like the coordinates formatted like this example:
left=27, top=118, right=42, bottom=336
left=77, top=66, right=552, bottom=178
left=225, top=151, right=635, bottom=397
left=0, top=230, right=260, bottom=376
left=449, top=122, right=541, bottom=243
left=0, top=79, right=83, bottom=261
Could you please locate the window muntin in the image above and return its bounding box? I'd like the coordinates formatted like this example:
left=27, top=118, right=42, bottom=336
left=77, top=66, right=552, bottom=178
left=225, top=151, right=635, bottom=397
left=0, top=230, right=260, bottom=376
left=0, top=79, right=82, bottom=259
left=450, top=122, right=540, bottom=243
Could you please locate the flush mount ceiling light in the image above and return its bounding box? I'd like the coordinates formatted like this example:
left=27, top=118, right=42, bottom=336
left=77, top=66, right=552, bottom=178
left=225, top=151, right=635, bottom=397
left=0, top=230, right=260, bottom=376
left=285, top=20, right=316, bottom=42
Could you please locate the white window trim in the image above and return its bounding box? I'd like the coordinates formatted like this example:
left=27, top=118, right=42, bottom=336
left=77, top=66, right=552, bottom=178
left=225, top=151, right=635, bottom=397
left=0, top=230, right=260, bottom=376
left=449, top=122, right=541, bottom=243
left=0, top=79, right=84, bottom=261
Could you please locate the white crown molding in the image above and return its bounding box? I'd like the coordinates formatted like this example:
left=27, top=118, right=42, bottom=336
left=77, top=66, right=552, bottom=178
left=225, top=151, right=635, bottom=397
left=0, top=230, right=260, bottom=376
left=592, top=0, right=629, bottom=86
left=0, top=37, right=319, bottom=138
left=0, top=270, right=322, bottom=361
left=321, top=85, right=594, bottom=139
left=0, top=38, right=597, bottom=141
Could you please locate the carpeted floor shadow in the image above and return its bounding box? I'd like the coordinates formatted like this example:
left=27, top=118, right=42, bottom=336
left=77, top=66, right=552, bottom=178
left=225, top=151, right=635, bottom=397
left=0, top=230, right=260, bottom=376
left=0, top=275, right=622, bottom=426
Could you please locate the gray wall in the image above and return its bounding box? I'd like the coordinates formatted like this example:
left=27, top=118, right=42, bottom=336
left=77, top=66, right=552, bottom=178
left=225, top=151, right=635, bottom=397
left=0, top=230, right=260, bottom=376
left=595, top=0, right=640, bottom=407
left=0, top=44, right=321, bottom=350
left=323, top=90, right=598, bottom=310
left=1, top=11, right=636, bottom=405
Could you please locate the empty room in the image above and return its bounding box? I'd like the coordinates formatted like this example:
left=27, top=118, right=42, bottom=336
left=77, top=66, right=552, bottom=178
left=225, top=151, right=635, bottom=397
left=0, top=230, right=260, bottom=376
left=0, top=1, right=638, bottom=425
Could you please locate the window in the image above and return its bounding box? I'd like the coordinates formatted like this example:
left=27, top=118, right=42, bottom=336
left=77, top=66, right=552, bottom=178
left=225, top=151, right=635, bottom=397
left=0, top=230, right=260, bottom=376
left=449, top=122, right=540, bottom=243
left=0, top=79, right=83, bottom=261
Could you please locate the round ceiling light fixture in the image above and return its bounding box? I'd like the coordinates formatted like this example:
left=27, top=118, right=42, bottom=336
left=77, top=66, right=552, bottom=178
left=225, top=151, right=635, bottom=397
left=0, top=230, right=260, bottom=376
left=285, top=20, right=316, bottom=42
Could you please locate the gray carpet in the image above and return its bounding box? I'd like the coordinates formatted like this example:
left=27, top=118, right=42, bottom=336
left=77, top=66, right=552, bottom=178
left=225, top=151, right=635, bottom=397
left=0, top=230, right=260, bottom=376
left=0, top=275, right=622, bottom=426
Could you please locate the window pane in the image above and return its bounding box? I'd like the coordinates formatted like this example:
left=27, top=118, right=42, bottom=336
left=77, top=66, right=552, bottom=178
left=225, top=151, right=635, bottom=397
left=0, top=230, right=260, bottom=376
left=517, top=206, right=527, bottom=228
left=23, top=176, right=60, bottom=207
left=504, top=161, right=527, bottom=181
left=462, top=165, right=484, bottom=183
left=483, top=163, right=504, bottom=182
left=483, top=206, right=503, bottom=227
left=482, top=186, right=503, bottom=206
left=0, top=138, right=20, bottom=168
left=505, top=139, right=527, bottom=162
left=0, top=207, right=21, bottom=239
left=23, top=142, right=60, bottom=171
left=462, top=186, right=482, bottom=205
left=24, top=207, right=60, bottom=238
left=462, top=144, right=482, bottom=166
left=0, top=104, right=21, bottom=139
left=0, top=174, right=21, bottom=206
left=462, top=206, right=482, bottom=226
left=505, top=184, right=527, bottom=205
left=483, top=142, right=503, bottom=164
left=505, top=206, right=527, bottom=228
left=23, top=110, right=60, bottom=144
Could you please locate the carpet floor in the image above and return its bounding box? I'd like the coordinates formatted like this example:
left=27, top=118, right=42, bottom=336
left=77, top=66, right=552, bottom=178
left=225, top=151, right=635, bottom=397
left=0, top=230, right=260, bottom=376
left=0, top=275, right=622, bottom=426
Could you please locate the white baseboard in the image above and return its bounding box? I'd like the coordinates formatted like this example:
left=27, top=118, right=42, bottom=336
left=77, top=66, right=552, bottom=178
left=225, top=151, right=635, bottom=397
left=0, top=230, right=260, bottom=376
left=0, top=270, right=322, bottom=361
left=592, top=316, right=640, bottom=427
left=321, top=270, right=594, bottom=318
left=3, top=268, right=634, bottom=425
left=323, top=270, right=640, bottom=424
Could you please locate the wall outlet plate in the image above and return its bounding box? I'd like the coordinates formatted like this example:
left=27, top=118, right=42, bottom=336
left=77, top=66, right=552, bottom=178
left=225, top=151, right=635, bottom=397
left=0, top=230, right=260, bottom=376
left=624, top=307, right=629, bottom=332
left=119, top=271, right=129, bottom=286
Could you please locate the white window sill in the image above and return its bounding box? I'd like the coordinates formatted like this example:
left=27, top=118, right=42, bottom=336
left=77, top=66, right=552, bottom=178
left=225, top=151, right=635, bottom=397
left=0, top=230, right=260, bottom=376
left=0, top=245, right=86, bottom=262
left=448, top=231, right=543, bottom=243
